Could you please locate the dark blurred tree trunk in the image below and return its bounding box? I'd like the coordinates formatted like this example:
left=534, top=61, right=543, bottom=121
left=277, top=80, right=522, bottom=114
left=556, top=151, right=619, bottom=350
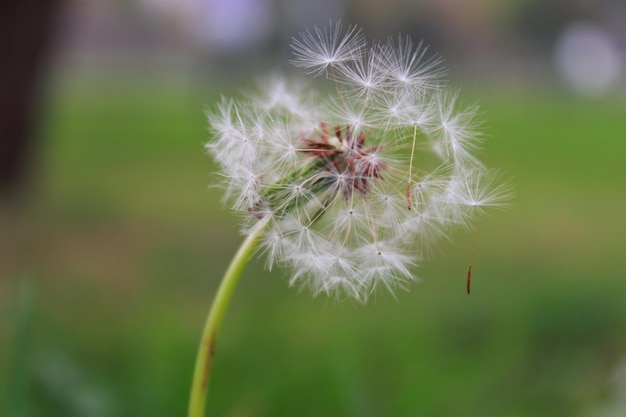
left=0, top=0, right=62, bottom=199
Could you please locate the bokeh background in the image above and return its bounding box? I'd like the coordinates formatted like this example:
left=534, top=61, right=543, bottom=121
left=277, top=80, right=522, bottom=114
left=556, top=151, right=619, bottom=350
left=2, top=1, right=626, bottom=416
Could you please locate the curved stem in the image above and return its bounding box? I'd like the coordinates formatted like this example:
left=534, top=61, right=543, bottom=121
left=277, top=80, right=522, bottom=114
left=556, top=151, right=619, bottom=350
left=188, top=221, right=267, bottom=417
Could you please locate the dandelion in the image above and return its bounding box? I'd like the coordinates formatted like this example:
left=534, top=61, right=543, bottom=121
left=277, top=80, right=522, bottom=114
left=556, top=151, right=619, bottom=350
left=189, top=23, right=511, bottom=417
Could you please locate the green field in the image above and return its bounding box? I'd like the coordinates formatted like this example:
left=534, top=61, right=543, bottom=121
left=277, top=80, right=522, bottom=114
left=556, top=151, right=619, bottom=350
left=2, top=78, right=626, bottom=417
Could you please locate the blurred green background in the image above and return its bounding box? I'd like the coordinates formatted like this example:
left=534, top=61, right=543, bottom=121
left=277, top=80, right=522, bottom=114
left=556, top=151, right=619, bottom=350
left=2, top=1, right=626, bottom=416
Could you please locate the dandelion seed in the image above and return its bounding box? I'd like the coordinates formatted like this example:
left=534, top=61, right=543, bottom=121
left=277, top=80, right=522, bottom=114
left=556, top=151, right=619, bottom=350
left=376, top=35, right=445, bottom=90
left=290, top=21, right=366, bottom=77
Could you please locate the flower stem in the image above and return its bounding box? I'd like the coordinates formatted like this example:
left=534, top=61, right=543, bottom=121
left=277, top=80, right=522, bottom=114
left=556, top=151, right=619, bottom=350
left=188, top=221, right=266, bottom=417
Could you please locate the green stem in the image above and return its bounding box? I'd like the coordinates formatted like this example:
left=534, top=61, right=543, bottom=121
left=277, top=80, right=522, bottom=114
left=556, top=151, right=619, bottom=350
left=188, top=221, right=266, bottom=417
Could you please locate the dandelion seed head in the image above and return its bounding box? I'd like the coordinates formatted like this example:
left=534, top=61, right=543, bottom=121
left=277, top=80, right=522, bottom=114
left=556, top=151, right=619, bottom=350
left=206, top=23, right=510, bottom=301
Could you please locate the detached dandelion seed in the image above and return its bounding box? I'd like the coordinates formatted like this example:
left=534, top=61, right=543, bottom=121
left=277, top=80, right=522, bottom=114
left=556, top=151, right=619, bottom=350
left=189, top=23, right=511, bottom=417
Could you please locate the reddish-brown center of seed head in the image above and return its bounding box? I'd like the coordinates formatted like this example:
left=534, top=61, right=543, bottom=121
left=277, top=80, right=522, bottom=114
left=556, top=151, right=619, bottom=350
left=301, top=122, right=387, bottom=198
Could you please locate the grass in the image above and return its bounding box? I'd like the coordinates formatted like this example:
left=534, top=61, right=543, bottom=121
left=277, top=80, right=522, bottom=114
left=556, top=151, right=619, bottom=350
left=1, top=77, right=626, bottom=416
